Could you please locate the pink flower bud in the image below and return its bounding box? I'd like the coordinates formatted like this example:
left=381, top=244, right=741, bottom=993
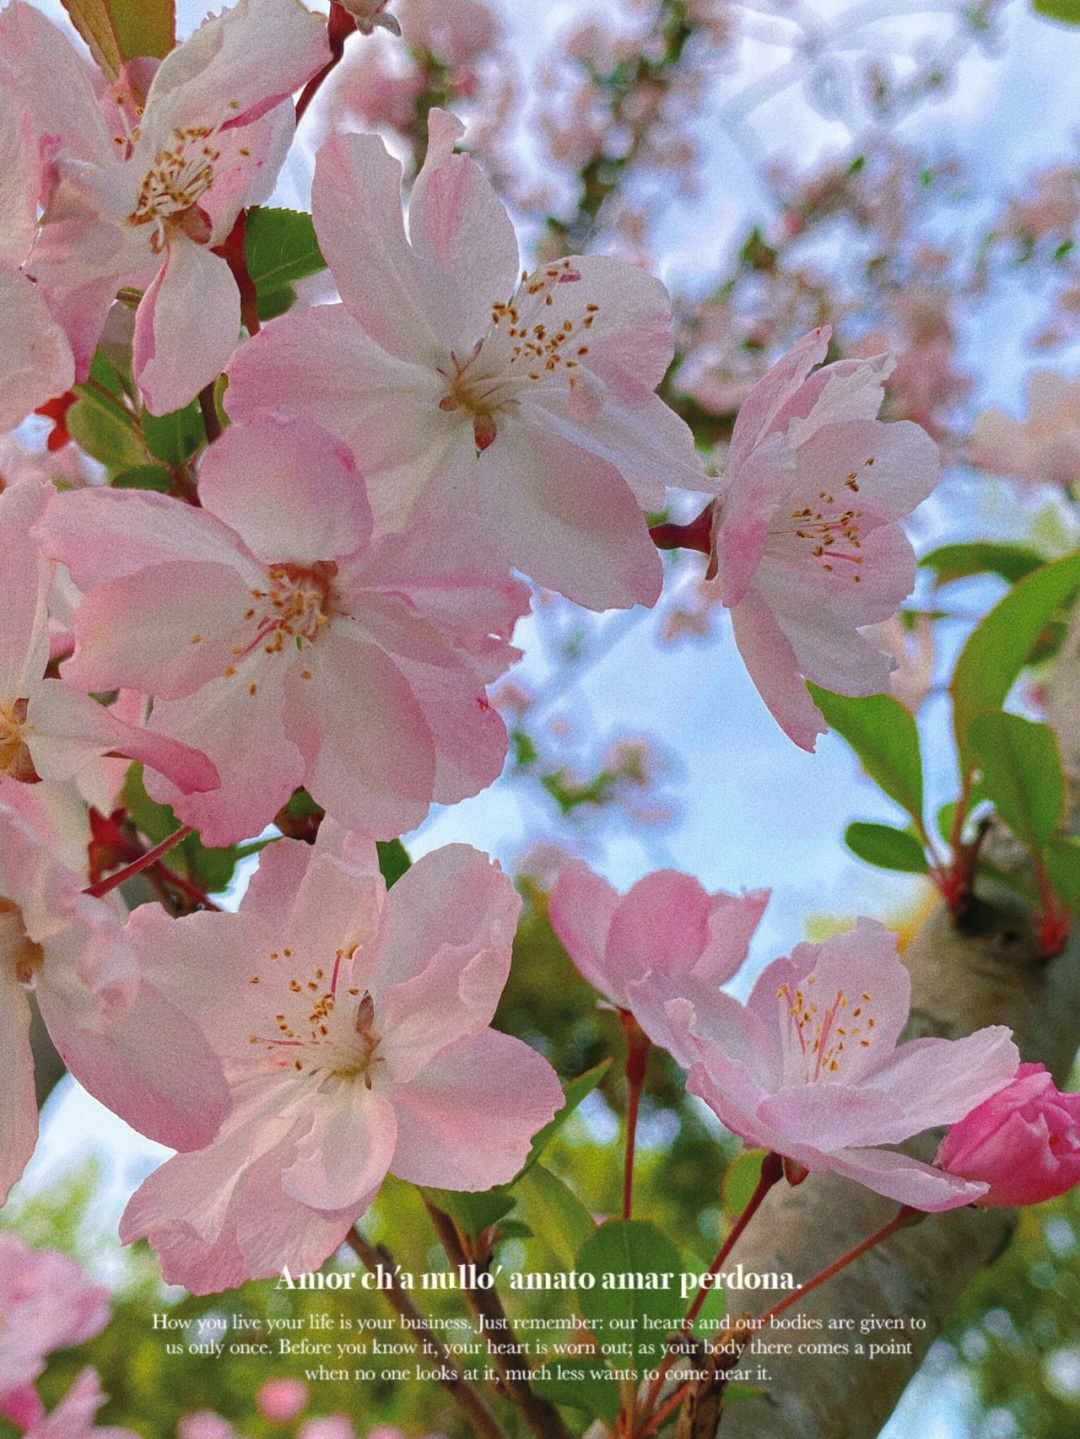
left=935, top=1064, right=1080, bottom=1207
left=337, top=0, right=401, bottom=35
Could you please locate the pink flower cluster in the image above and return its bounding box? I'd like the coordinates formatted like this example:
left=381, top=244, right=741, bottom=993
left=551, top=862, right=1080, bottom=1213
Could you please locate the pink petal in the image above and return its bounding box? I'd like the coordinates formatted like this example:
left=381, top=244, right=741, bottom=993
left=0, top=272, right=75, bottom=433
left=729, top=327, right=829, bottom=471
left=0, top=479, right=51, bottom=699
left=390, top=1029, right=563, bottom=1189
left=281, top=1086, right=397, bottom=1211
left=858, top=1028, right=1020, bottom=1138
left=134, top=240, right=239, bottom=415
left=0, top=965, right=36, bottom=1204
left=728, top=587, right=827, bottom=750
left=197, top=417, right=373, bottom=565
left=823, top=1146, right=988, bottom=1212
left=548, top=861, right=622, bottom=1001
left=711, top=432, right=791, bottom=607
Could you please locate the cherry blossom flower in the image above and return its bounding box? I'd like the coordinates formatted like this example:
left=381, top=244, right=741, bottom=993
left=0, top=0, right=329, bottom=415
left=1, top=478, right=218, bottom=795
left=119, top=825, right=564, bottom=1293
left=708, top=327, right=940, bottom=749
left=548, top=859, right=767, bottom=1054
left=19, top=1368, right=138, bottom=1439
left=638, top=919, right=1019, bottom=1211
left=0, top=784, right=230, bottom=1204
left=0, top=1236, right=110, bottom=1430
left=0, top=85, right=74, bottom=432
left=255, top=1379, right=310, bottom=1425
left=935, top=1063, right=1080, bottom=1208
left=339, top=0, right=401, bottom=36
left=226, top=110, right=706, bottom=610
left=42, top=416, right=528, bottom=846
left=970, top=370, right=1080, bottom=487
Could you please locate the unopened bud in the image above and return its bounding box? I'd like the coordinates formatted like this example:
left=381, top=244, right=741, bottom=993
left=336, top=0, right=401, bottom=36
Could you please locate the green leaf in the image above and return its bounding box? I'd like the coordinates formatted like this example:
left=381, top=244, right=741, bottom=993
left=844, top=821, right=929, bottom=874
left=66, top=389, right=148, bottom=471
left=119, top=763, right=242, bottom=894
left=59, top=0, right=174, bottom=76
left=375, top=838, right=411, bottom=889
left=967, top=711, right=1066, bottom=849
left=1033, top=0, right=1080, bottom=24
left=920, top=542, right=1045, bottom=589
left=141, top=402, right=204, bottom=464
left=722, top=1150, right=765, bottom=1217
left=576, top=1221, right=685, bottom=1379
left=245, top=209, right=326, bottom=305
left=255, top=286, right=298, bottom=323
left=806, top=686, right=924, bottom=824
left=419, top=1187, right=515, bottom=1235
left=532, top=1358, right=621, bottom=1425
left=1045, top=838, right=1080, bottom=907
left=951, top=552, right=1080, bottom=771
left=515, top=1165, right=596, bottom=1270
left=112, top=465, right=173, bottom=492
left=937, top=801, right=958, bottom=845
left=523, top=1061, right=612, bottom=1172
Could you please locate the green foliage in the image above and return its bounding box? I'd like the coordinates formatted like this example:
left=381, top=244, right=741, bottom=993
left=806, top=686, right=925, bottom=827
left=141, top=401, right=205, bottom=464
left=376, top=838, right=411, bottom=888
left=66, top=387, right=148, bottom=472
left=844, top=821, right=929, bottom=873
left=59, top=0, right=174, bottom=77
left=1044, top=837, right=1080, bottom=907
left=121, top=763, right=250, bottom=896
left=920, top=541, right=1046, bottom=589
left=515, top=1165, right=596, bottom=1268
left=244, top=208, right=327, bottom=322
left=968, top=711, right=1066, bottom=849
left=1033, top=0, right=1080, bottom=24
left=111, top=465, right=174, bottom=492
left=950, top=552, right=1080, bottom=773
left=576, top=1221, right=684, bottom=1377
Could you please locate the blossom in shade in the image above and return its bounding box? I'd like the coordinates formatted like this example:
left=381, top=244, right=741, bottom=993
left=40, top=416, right=528, bottom=846
left=934, top=1063, right=1080, bottom=1208
left=0, top=784, right=230, bottom=1204
left=20, top=1369, right=138, bottom=1439
left=226, top=110, right=706, bottom=610
left=0, top=0, right=328, bottom=414
left=548, top=859, right=767, bottom=1055
left=0, top=1236, right=110, bottom=1430
left=708, top=327, right=940, bottom=749
left=1, top=478, right=218, bottom=795
left=255, top=1379, right=310, bottom=1425
left=639, top=919, right=1019, bottom=1211
left=970, top=371, right=1080, bottom=487
left=119, top=824, right=564, bottom=1293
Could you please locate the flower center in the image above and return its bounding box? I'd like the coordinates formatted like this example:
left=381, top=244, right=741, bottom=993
left=0, top=898, right=44, bottom=987
left=128, top=126, right=221, bottom=252
left=0, top=699, right=37, bottom=783
left=780, top=457, right=878, bottom=582
left=778, top=975, right=876, bottom=1084
left=437, top=258, right=598, bottom=450
left=212, top=562, right=337, bottom=685
left=247, top=946, right=385, bottom=1088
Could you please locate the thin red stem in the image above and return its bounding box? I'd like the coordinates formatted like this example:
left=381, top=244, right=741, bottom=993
left=83, top=826, right=193, bottom=899
left=619, top=1010, right=650, bottom=1221
left=642, top=1151, right=783, bottom=1414
left=296, top=4, right=356, bottom=124
left=649, top=503, right=714, bottom=556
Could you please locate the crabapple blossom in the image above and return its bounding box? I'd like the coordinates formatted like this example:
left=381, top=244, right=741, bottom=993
left=548, top=859, right=767, bottom=1054
left=1, top=479, right=218, bottom=794
left=970, top=370, right=1080, bottom=487
left=226, top=110, right=706, bottom=610
left=42, top=416, right=528, bottom=846
left=0, top=85, right=73, bottom=432
left=0, top=1235, right=110, bottom=1430
left=708, top=327, right=940, bottom=749
left=934, top=1063, right=1080, bottom=1207
left=339, top=0, right=401, bottom=35
left=0, top=783, right=229, bottom=1204
left=119, top=825, right=564, bottom=1293
left=637, top=919, right=1019, bottom=1211
left=19, top=1368, right=138, bottom=1439
left=0, top=0, right=329, bottom=415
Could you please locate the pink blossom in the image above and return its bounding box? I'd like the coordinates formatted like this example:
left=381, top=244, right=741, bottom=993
left=177, top=1416, right=241, bottom=1439
left=1, top=478, right=218, bottom=795
left=298, top=1420, right=358, bottom=1439
left=119, top=825, right=564, bottom=1293
left=934, top=1063, right=1080, bottom=1208
left=709, top=327, right=940, bottom=749
left=1, top=0, right=328, bottom=415
left=226, top=110, right=705, bottom=610
left=398, top=0, right=498, bottom=62
left=548, top=859, right=767, bottom=1054
left=20, top=1369, right=139, bottom=1439
left=970, top=371, right=1080, bottom=487
left=255, top=1378, right=310, bottom=1425
left=43, top=416, right=527, bottom=846
left=638, top=919, right=1019, bottom=1211
left=0, top=784, right=230, bottom=1202
left=0, top=84, right=74, bottom=431
left=339, top=0, right=401, bottom=35
left=0, top=1236, right=110, bottom=1429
